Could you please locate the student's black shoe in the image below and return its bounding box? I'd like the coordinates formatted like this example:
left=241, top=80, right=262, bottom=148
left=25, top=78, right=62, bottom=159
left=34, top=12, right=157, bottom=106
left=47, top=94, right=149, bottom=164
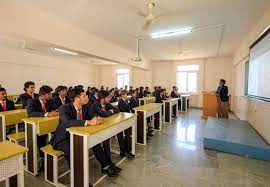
left=89, top=183, right=93, bottom=187
left=154, top=127, right=160, bottom=130
left=148, top=128, right=154, bottom=133
left=110, top=164, right=122, bottom=172
left=101, top=167, right=118, bottom=177
left=120, top=152, right=135, bottom=159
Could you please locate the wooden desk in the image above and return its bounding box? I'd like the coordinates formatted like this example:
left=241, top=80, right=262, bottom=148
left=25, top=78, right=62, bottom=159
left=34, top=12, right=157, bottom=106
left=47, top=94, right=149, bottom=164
left=163, top=98, right=179, bottom=123
left=67, top=113, right=137, bottom=187
left=0, top=141, right=28, bottom=187
left=138, top=97, right=155, bottom=106
left=23, top=117, right=59, bottom=176
left=180, top=95, right=190, bottom=112
left=15, top=104, right=23, bottom=110
left=133, top=103, right=163, bottom=145
left=201, top=92, right=217, bottom=119
left=0, top=109, right=27, bottom=141
left=111, top=102, right=118, bottom=109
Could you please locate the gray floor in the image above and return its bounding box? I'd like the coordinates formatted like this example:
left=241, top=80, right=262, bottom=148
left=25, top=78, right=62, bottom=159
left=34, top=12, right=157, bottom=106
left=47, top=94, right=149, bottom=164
left=1, top=109, right=270, bottom=187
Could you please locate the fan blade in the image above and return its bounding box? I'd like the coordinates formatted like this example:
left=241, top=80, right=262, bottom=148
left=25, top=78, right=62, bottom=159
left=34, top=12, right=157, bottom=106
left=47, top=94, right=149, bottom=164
left=143, top=20, right=153, bottom=30
left=136, top=11, right=148, bottom=18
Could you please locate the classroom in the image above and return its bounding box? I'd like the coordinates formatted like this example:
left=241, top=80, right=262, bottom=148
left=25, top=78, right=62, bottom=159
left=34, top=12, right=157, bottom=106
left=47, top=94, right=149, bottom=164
left=1, top=1, right=270, bottom=187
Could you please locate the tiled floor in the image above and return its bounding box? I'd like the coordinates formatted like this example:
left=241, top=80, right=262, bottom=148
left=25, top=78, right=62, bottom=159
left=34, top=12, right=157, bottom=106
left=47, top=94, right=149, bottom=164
left=1, top=109, right=270, bottom=187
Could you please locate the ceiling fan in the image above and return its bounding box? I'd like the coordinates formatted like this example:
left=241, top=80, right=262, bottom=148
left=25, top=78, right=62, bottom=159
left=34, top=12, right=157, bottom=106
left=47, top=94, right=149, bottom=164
left=136, top=1, right=164, bottom=30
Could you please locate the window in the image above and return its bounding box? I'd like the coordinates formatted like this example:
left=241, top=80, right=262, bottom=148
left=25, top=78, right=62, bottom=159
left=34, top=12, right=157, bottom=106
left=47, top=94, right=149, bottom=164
left=116, top=69, right=129, bottom=89
left=177, top=65, right=199, bottom=93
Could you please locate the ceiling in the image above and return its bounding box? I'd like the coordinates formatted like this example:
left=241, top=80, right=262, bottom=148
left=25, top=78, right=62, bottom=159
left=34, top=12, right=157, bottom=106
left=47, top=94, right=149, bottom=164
left=23, top=0, right=270, bottom=61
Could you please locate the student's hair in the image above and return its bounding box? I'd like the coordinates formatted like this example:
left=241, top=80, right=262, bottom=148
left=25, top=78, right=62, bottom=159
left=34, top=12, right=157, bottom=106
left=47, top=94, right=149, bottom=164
left=145, top=87, right=149, bottom=89
left=220, top=79, right=226, bottom=84
left=57, top=86, right=67, bottom=93
left=24, top=81, right=35, bottom=92
left=98, top=91, right=110, bottom=101
left=69, top=87, right=85, bottom=100
left=75, top=85, right=84, bottom=89
left=39, top=85, right=53, bottom=95
left=131, top=90, right=136, bottom=95
left=0, top=87, right=6, bottom=92
left=173, top=86, right=176, bottom=89
left=55, top=86, right=62, bottom=93
left=119, top=90, right=127, bottom=97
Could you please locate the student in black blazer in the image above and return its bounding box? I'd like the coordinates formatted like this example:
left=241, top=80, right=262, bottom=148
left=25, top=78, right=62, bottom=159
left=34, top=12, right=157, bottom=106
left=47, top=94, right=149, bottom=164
left=89, top=88, right=99, bottom=105
left=171, top=86, right=180, bottom=98
left=16, top=81, right=39, bottom=108
left=118, top=90, right=135, bottom=159
left=50, top=87, right=119, bottom=179
left=138, top=87, right=145, bottom=98
left=129, top=90, right=139, bottom=112
left=0, top=87, right=15, bottom=112
left=155, top=89, right=166, bottom=103
left=27, top=85, right=59, bottom=164
left=91, top=91, right=134, bottom=159
left=52, top=86, right=70, bottom=109
left=144, top=87, right=151, bottom=96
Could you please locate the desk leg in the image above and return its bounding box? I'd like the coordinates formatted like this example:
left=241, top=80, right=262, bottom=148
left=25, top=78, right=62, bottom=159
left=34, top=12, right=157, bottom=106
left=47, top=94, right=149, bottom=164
left=131, top=122, right=136, bottom=155
left=6, top=155, right=24, bottom=187
left=25, top=123, right=38, bottom=176
left=136, top=111, right=146, bottom=145
left=154, top=111, right=162, bottom=131
left=70, top=134, right=89, bottom=187
left=173, top=104, right=177, bottom=117
left=0, top=116, right=6, bottom=141
left=164, top=102, right=170, bottom=123
left=176, top=103, right=179, bottom=117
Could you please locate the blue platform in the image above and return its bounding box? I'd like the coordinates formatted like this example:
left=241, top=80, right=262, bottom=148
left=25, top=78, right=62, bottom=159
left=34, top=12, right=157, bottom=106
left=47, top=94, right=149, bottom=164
left=204, top=117, right=270, bottom=161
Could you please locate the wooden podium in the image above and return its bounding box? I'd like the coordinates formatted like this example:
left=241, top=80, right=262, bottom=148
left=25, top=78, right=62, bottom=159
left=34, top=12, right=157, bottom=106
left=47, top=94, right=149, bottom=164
left=201, top=92, right=217, bottom=119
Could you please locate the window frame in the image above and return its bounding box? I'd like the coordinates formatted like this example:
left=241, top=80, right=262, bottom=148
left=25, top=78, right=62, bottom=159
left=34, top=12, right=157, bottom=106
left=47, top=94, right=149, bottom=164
left=176, top=65, right=199, bottom=93
left=116, top=68, right=129, bottom=88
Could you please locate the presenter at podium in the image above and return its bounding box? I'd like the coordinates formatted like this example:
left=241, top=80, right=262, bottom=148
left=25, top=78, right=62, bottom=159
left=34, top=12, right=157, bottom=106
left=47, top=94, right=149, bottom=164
left=216, top=79, right=229, bottom=118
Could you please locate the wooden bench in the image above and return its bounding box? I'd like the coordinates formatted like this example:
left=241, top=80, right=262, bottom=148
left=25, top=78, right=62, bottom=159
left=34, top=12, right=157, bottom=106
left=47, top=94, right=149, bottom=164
left=40, top=145, right=69, bottom=186
left=7, top=132, right=25, bottom=144
left=0, top=141, right=28, bottom=187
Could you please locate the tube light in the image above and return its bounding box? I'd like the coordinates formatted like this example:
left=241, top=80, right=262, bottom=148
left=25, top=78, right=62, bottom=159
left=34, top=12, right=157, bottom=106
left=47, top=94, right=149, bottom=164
left=150, top=28, right=192, bottom=39
left=52, top=48, right=78, bottom=55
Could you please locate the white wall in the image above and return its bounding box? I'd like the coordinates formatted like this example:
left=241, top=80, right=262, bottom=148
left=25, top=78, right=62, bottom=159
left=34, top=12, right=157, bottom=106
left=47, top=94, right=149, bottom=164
left=0, top=45, right=98, bottom=94
left=152, top=57, right=233, bottom=107
left=232, top=7, right=270, bottom=143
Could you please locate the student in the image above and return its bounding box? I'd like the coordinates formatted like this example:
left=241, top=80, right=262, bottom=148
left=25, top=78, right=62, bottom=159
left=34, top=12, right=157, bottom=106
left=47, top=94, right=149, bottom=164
left=155, top=89, right=166, bottom=103
left=52, top=86, right=61, bottom=98
left=129, top=90, right=139, bottom=112
left=89, top=88, right=99, bottom=105
left=16, top=81, right=39, bottom=108
left=0, top=87, right=15, bottom=112
left=27, top=85, right=58, bottom=117
left=171, top=86, right=181, bottom=110
left=128, top=86, right=133, bottom=95
left=50, top=87, right=119, bottom=180
left=86, top=86, right=91, bottom=97
left=52, top=86, right=70, bottom=109
left=163, top=89, right=169, bottom=99
left=171, top=86, right=180, bottom=98
left=91, top=92, right=133, bottom=159
left=117, top=90, right=135, bottom=159
left=138, top=87, right=145, bottom=98
left=110, top=89, right=118, bottom=103
left=144, top=87, right=151, bottom=96
left=27, top=85, right=59, bottom=166
left=124, top=85, right=128, bottom=92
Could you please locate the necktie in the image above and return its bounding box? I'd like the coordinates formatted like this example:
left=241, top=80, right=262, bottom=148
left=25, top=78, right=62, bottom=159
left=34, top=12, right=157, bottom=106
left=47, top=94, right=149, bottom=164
left=2, top=101, right=6, bottom=111
left=77, top=108, right=82, bottom=120
left=42, top=101, right=46, bottom=112
left=102, top=105, right=106, bottom=111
